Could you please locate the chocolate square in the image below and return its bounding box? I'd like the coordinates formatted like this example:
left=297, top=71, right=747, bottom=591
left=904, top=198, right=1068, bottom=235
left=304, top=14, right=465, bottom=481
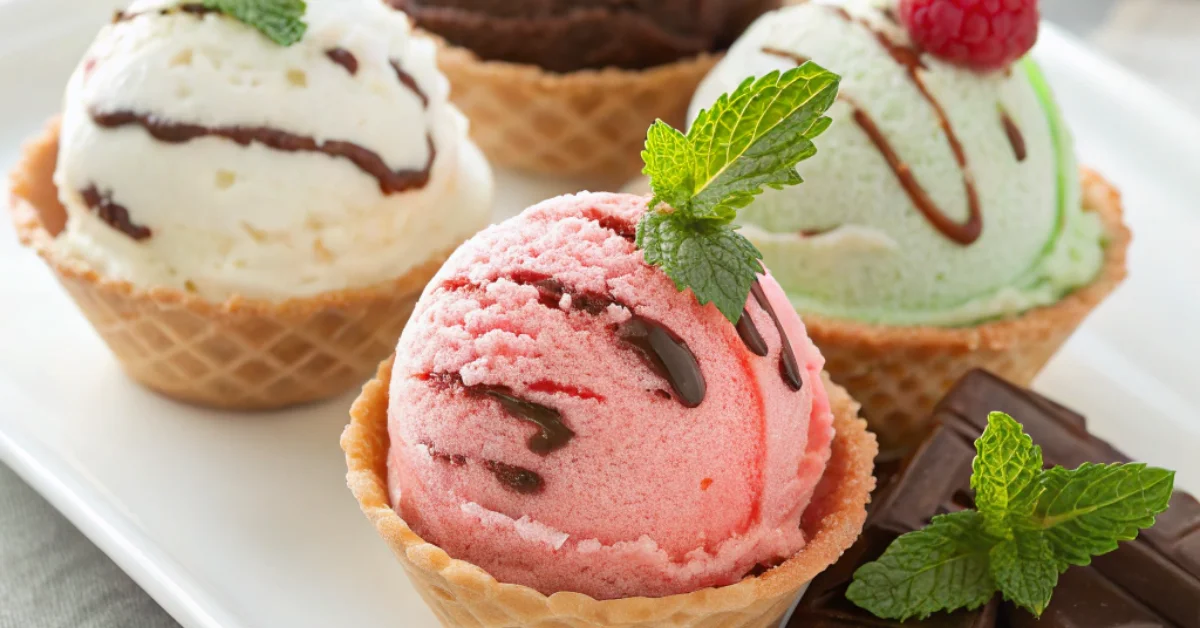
left=790, top=370, right=1200, bottom=628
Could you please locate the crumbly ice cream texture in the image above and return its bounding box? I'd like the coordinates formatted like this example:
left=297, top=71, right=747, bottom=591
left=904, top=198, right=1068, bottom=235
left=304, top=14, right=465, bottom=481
left=390, top=0, right=781, bottom=72
left=386, top=193, right=835, bottom=600
left=689, top=0, right=1105, bottom=327
left=53, top=0, right=493, bottom=301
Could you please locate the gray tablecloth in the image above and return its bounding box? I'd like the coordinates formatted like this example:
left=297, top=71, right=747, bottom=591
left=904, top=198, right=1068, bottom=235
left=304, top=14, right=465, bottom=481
left=0, top=464, right=178, bottom=628
left=3, top=1, right=1198, bottom=626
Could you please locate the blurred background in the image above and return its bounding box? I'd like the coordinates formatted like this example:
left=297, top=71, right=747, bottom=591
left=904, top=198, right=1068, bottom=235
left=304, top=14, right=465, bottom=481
left=2, top=1, right=1199, bottom=627
left=1044, top=0, right=1200, bottom=111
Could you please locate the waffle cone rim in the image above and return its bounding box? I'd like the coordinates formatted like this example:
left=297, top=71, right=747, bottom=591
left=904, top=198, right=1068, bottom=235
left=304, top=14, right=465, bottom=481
left=8, top=117, right=449, bottom=320
left=801, top=168, right=1131, bottom=352
left=342, top=356, right=878, bottom=624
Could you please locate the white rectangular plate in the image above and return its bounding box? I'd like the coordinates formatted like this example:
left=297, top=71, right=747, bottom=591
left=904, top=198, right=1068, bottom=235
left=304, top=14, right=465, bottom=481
left=1, top=2, right=1199, bottom=627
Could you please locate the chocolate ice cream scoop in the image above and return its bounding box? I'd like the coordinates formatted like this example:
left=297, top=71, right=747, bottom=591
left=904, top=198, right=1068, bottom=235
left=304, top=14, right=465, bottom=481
left=389, top=0, right=781, bottom=72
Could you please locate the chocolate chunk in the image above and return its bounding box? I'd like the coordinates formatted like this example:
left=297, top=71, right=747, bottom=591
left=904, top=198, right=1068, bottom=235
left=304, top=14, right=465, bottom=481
left=1000, top=566, right=1173, bottom=627
left=793, top=524, right=1000, bottom=627
left=791, top=369, right=1200, bottom=628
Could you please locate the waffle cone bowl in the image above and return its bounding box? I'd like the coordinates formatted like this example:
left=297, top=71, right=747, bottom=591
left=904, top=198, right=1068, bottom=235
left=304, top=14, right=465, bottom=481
left=8, top=119, right=448, bottom=411
left=807, top=169, right=1131, bottom=451
left=430, top=37, right=718, bottom=183
left=342, top=356, right=878, bottom=628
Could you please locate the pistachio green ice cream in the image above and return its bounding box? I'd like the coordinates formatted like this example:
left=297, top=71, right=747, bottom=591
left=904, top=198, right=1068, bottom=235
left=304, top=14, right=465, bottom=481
left=688, top=0, right=1105, bottom=327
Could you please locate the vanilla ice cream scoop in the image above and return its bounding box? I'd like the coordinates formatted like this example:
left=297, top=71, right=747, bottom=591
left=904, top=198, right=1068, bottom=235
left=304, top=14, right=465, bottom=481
left=689, top=0, right=1105, bottom=327
left=53, top=0, right=492, bottom=300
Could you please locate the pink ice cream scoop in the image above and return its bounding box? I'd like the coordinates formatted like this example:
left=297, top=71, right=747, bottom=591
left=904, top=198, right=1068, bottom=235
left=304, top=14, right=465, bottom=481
left=387, top=192, right=835, bottom=600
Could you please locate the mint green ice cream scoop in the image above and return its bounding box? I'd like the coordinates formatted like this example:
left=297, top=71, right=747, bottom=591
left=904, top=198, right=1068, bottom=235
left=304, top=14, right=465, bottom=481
left=689, top=0, right=1105, bottom=328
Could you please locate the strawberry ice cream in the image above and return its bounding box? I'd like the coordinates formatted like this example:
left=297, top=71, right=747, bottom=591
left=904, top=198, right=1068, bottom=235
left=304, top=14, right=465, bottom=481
left=386, top=192, right=836, bottom=600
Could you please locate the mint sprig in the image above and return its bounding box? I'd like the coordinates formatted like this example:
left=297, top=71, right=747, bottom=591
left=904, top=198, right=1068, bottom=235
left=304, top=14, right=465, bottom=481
left=637, top=63, right=840, bottom=322
left=847, top=412, right=1175, bottom=621
left=972, top=411, right=1043, bottom=537
left=1038, top=462, right=1175, bottom=570
left=200, top=0, right=307, bottom=46
left=847, top=511, right=997, bottom=619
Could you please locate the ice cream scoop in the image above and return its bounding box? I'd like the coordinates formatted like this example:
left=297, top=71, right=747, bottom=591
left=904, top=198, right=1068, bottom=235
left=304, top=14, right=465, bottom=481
left=53, top=0, right=492, bottom=301
left=689, top=0, right=1105, bottom=327
left=385, top=192, right=836, bottom=600
left=389, top=0, right=781, bottom=72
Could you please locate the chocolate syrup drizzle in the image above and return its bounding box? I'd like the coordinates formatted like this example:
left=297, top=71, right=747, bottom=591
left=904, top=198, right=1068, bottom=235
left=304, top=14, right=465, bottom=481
left=1000, top=108, right=1027, bottom=162
left=113, top=3, right=216, bottom=23
left=326, top=48, right=359, bottom=75
left=617, top=317, right=707, bottom=408
left=505, top=272, right=707, bottom=408
left=841, top=7, right=982, bottom=245
left=762, top=7, right=985, bottom=246
left=99, top=13, right=438, bottom=200
left=428, top=373, right=575, bottom=455
left=390, top=61, right=430, bottom=108
left=576, top=210, right=638, bottom=242
left=736, top=310, right=769, bottom=357
left=90, top=109, right=436, bottom=195
left=80, top=185, right=151, bottom=240
left=737, top=281, right=804, bottom=391
left=425, top=443, right=544, bottom=495
left=484, top=460, right=545, bottom=495
left=762, top=47, right=810, bottom=66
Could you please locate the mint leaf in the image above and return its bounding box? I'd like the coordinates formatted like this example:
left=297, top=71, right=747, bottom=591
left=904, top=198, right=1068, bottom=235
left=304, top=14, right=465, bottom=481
left=846, top=511, right=997, bottom=621
left=688, top=65, right=838, bottom=221
left=850, top=409, right=1178, bottom=624
left=636, top=211, right=762, bottom=323
left=1036, top=462, right=1175, bottom=570
left=972, top=412, right=1045, bottom=538
left=637, top=62, right=840, bottom=321
left=990, top=531, right=1058, bottom=616
left=202, top=0, right=307, bottom=46
left=642, top=121, right=695, bottom=213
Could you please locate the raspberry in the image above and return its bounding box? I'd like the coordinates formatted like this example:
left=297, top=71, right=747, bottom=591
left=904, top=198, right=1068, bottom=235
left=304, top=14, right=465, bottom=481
left=898, top=0, right=1040, bottom=72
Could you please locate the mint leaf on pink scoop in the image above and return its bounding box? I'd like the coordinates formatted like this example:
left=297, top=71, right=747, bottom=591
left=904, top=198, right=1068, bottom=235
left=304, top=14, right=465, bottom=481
left=637, top=62, right=840, bottom=322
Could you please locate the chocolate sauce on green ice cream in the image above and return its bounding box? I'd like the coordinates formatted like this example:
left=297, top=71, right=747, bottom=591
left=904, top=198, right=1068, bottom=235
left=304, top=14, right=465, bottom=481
left=1000, top=109, right=1027, bottom=162
left=762, top=6, right=985, bottom=246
